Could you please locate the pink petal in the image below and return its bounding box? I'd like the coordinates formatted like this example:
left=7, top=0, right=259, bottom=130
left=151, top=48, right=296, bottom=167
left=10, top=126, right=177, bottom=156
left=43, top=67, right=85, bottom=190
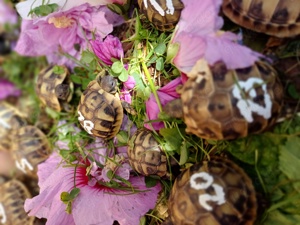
left=0, top=79, right=21, bottom=100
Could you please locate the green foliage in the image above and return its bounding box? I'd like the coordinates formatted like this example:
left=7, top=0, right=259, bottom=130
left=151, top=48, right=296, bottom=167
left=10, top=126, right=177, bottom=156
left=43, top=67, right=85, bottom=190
left=61, top=188, right=81, bottom=214
left=29, top=3, right=59, bottom=17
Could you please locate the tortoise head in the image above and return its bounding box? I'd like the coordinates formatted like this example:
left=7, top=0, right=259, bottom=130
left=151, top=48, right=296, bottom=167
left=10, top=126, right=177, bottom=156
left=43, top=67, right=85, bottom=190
left=96, top=71, right=118, bottom=94
left=54, top=84, right=70, bottom=100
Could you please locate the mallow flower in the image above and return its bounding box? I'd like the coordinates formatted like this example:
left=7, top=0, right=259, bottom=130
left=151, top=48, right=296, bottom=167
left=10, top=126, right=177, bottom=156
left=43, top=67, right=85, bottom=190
left=0, top=0, right=18, bottom=25
left=120, top=75, right=136, bottom=104
left=145, top=77, right=182, bottom=130
left=170, top=0, right=261, bottom=74
left=0, top=78, right=21, bottom=100
left=16, top=0, right=128, bottom=19
left=14, top=3, right=123, bottom=68
left=91, top=35, right=124, bottom=66
left=25, top=120, right=161, bottom=225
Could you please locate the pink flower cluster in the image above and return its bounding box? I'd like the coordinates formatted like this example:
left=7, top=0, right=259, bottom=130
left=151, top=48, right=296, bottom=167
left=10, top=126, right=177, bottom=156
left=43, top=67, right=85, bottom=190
left=14, top=3, right=123, bottom=68
left=0, top=78, right=21, bottom=100
left=25, top=119, right=160, bottom=225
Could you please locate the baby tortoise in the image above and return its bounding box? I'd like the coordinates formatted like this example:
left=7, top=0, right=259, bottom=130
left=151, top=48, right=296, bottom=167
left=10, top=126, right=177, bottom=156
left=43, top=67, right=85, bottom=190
left=222, top=0, right=300, bottom=37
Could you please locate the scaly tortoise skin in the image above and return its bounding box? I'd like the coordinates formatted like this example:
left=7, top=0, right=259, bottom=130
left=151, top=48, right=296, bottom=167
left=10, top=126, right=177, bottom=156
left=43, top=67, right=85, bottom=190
left=0, top=179, right=34, bottom=225
left=0, top=102, right=27, bottom=152
left=77, top=73, right=123, bottom=139
left=168, top=157, right=257, bottom=225
left=128, top=129, right=167, bottom=177
left=222, top=0, right=300, bottom=37
left=138, top=0, right=184, bottom=31
left=168, top=59, right=283, bottom=140
left=11, top=125, right=51, bottom=177
left=36, top=65, right=73, bottom=112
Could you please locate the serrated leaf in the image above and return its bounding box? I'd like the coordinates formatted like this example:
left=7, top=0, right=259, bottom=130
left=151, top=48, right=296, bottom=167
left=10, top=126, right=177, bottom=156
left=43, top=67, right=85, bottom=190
left=160, top=128, right=183, bottom=152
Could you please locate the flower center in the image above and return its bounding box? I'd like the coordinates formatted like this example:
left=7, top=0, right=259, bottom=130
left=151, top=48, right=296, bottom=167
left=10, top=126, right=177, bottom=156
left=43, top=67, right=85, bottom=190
left=48, top=15, right=75, bottom=28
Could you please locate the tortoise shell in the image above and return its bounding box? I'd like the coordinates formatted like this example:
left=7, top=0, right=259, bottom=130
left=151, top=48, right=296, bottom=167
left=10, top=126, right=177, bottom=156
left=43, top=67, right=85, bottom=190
left=0, top=179, right=34, bottom=225
left=11, top=125, right=51, bottom=177
left=128, top=129, right=167, bottom=177
left=77, top=75, right=123, bottom=139
left=168, top=157, right=257, bottom=225
left=179, top=59, right=283, bottom=140
left=138, top=0, right=184, bottom=31
left=0, top=102, right=27, bottom=152
left=35, top=65, right=73, bottom=112
left=222, top=0, right=300, bottom=37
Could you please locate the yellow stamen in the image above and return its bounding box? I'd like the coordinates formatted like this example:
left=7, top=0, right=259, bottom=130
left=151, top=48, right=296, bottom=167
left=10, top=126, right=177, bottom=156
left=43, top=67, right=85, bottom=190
left=48, top=16, right=75, bottom=28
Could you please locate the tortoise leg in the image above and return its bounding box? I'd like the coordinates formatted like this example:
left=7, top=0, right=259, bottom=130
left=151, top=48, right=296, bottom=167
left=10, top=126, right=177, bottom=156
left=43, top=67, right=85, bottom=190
left=121, top=101, right=137, bottom=115
left=163, top=98, right=183, bottom=119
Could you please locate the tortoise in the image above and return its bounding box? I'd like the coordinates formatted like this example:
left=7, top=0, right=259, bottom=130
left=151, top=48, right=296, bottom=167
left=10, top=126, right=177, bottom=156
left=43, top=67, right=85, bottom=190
left=11, top=125, right=51, bottom=177
left=35, top=65, right=73, bottom=112
left=77, top=72, right=124, bottom=139
left=0, top=179, right=34, bottom=225
left=222, top=0, right=300, bottom=37
left=167, top=157, right=257, bottom=225
left=0, top=102, right=27, bottom=152
left=164, top=59, right=283, bottom=140
left=138, top=0, right=184, bottom=31
left=127, top=128, right=167, bottom=177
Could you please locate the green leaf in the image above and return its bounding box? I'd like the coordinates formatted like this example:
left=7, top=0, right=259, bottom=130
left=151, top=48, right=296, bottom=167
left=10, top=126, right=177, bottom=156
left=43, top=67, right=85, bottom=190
left=53, top=65, right=65, bottom=75
left=179, top=141, right=189, bottom=165
left=160, top=128, right=183, bottom=152
left=60, top=192, right=72, bottom=203
left=111, top=61, right=124, bottom=74
left=70, top=188, right=80, bottom=199
left=70, top=74, right=82, bottom=84
left=116, top=130, right=129, bottom=144
left=279, top=136, right=300, bottom=191
left=154, top=43, right=167, bottom=56
left=81, top=51, right=95, bottom=64
left=264, top=209, right=300, bottom=225
left=166, top=42, right=180, bottom=64
left=118, top=69, right=129, bottom=82
left=155, top=57, right=164, bottom=71
left=145, top=176, right=158, bottom=188
left=287, top=84, right=300, bottom=99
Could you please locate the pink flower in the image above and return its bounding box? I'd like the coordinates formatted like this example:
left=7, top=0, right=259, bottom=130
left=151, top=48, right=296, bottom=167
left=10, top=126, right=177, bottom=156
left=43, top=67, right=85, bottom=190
left=0, top=0, right=18, bottom=25
left=14, top=4, right=123, bottom=68
left=145, top=77, right=182, bottom=130
left=171, top=0, right=260, bottom=73
left=120, top=75, right=136, bottom=104
left=16, top=0, right=128, bottom=19
left=0, top=78, right=21, bottom=100
left=25, top=138, right=161, bottom=225
left=91, top=35, right=124, bottom=65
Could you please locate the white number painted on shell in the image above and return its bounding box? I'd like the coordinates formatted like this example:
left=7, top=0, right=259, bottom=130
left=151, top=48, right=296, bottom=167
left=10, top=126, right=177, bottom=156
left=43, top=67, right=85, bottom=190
left=190, top=172, right=226, bottom=211
left=143, top=0, right=175, bottom=16
left=0, top=203, right=6, bottom=224
left=232, top=77, right=272, bottom=123
left=15, top=158, right=34, bottom=174
left=77, top=111, right=94, bottom=134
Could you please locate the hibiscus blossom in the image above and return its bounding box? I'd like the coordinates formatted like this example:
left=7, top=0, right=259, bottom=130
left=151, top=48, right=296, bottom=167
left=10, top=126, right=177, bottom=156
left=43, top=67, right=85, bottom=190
left=16, top=0, right=128, bottom=19
left=14, top=3, right=123, bottom=68
left=0, top=0, right=18, bottom=25
left=145, top=77, right=182, bottom=130
left=171, top=0, right=261, bottom=74
left=25, top=129, right=161, bottom=225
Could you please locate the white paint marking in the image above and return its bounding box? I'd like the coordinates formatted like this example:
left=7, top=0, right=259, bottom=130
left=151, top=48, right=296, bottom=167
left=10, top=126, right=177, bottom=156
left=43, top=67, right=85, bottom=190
left=15, top=158, right=33, bottom=174
left=190, top=172, right=213, bottom=190
left=149, top=0, right=165, bottom=16
left=0, top=203, right=6, bottom=224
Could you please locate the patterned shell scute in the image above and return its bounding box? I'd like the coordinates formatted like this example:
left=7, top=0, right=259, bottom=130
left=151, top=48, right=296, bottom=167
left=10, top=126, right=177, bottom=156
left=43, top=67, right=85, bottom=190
left=128, top=129, right=167, bottom=177
left=222, top=0, right=300, bottom=37
left=0, top=102, right=26, bottom=152
left=181, top=60, right=283, bottom=140
left=138, top=0, right=184, bottom=31
left=77, top=80, right=123, bottom=139
left=11, top=125, right=51, bottom=177
left=0, top=179, right=34, bottom=225
left=35, top=65, right=71, bottom=112
left=168, top=157, right=257, bottom=225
